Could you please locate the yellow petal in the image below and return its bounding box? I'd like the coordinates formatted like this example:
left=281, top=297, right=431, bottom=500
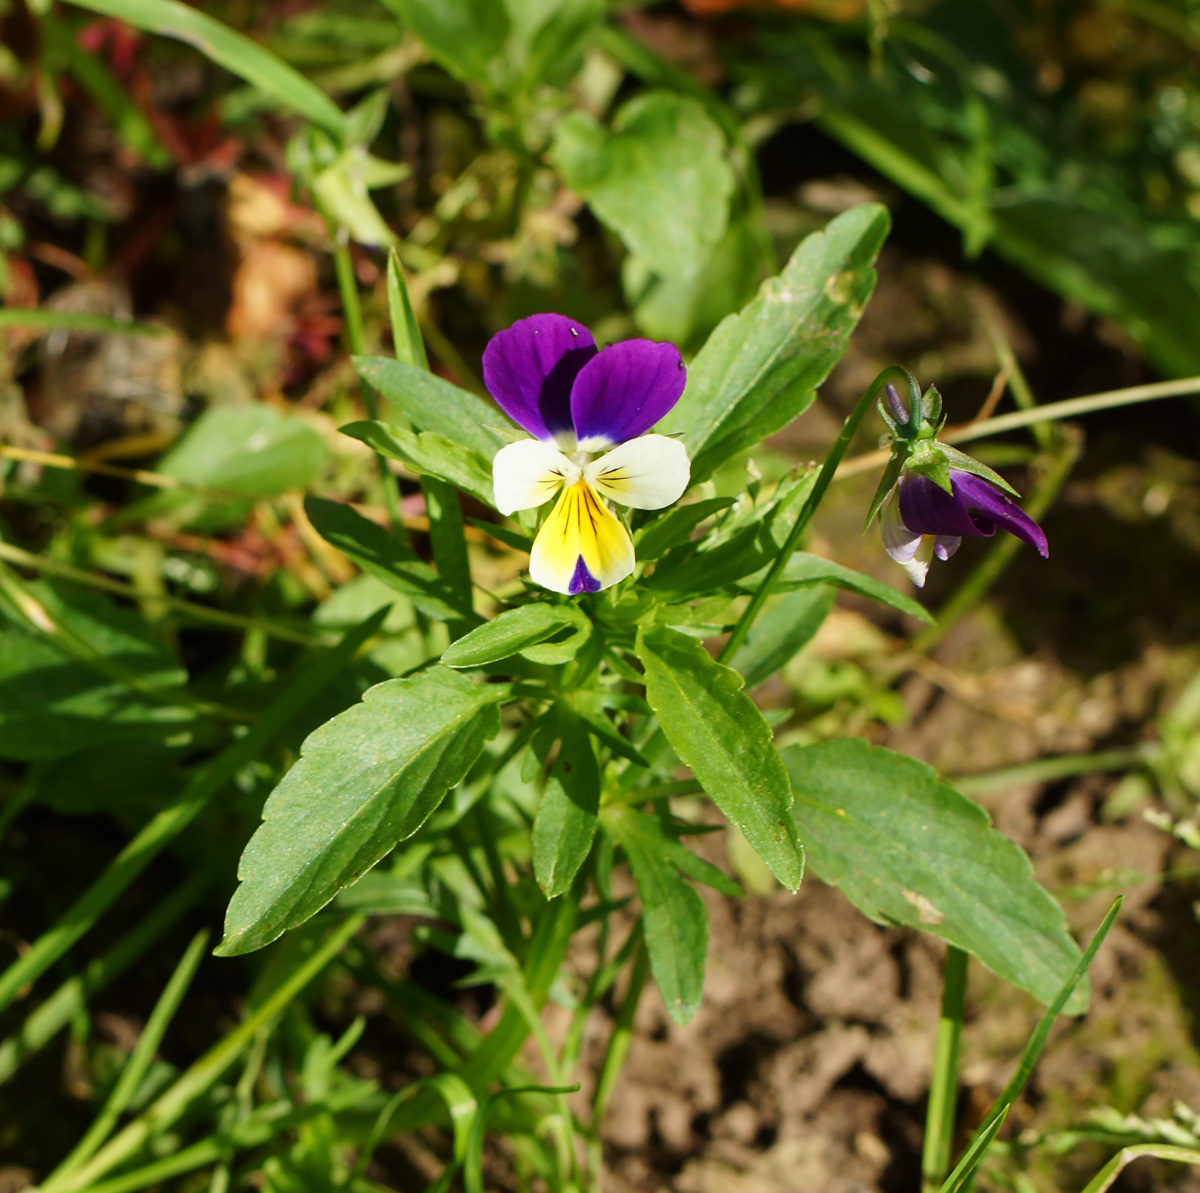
left=529, top=480, right=635, bottom=595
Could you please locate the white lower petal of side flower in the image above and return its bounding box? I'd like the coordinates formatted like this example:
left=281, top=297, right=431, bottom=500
left=583, top=434, right=690, bottom=510
left=492, top=438, right=580, bottom=515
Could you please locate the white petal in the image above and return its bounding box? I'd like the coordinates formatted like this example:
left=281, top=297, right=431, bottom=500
left=492, top=439, right=579, bottom=515
left=899, top=536, right=935, bottom=588
left=583, top=434, right=690, bottom=510
left=880, top=489, right=922, bottom=563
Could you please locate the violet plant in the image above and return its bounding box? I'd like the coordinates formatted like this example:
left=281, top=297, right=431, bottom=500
left=203, top=213, right=1112, bottom=1192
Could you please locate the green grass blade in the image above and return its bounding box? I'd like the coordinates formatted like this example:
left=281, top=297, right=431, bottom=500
left=0, top=874, right=204, bottom=1084
left=48, top=930, right=210, bottom=1184
left=0, top=309, right=168, bottom=335
left=47, top=915, right=365, bottom=1193
left=0, top=610, right=385, bottom=1016
left=940, top=897, right=1123, bottom=1193
left=60, top=0, right=346, bottom=137
left=1079, top=1144, right=1200, bottom=1193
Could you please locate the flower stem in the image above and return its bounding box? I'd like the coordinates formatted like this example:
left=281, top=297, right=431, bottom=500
left=921, top=945, right=969, bottom=1193
left=330, top=231, right=404, bottom=532
left=719, top=366, right=913, bottom=664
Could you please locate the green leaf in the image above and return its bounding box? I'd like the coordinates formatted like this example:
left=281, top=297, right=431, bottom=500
left=219, top=668, right=508, bottom=955
left=644, top=525, right=765, bottom=595
left=442, top=604, right=586, bottom=668
left=157, top=404, right=328, bottom=502
left=552, top=92, right=734, bottom=281
left=635, top=498, right=735, bottom=561
left=353, top=356, right=517, bottom=458
left=659, top=204, right=889, bottom=484
left=61, top=0, right=346, bottom=137
left=635, top=625, right=804, bottom=890
left=305, top=497, right=473, bottom=623
left=782, top=738, right=1086, bottom=1011
left=506, top=0, right=603, bottom=90
left=386, top=249, right=429, bottom=371
left=531, top=707, right=599, bottom=897
left=342, top=420, right=494, bottom=509
left=729, top=585, right=835, bottom=689
left=380, top=0, right=510, bottom=83
left=602, top=806, right=708, bottom=1024
left=762, top=553, right=935, bottom=625
left=0, top=583, right=189, bottom=760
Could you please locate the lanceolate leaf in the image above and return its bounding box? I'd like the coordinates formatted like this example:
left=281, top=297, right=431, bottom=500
left=602, top=805, right=708, bottom=1025
left=635, top=625, right=804, bottom=890
left=62, top=0, right=346, bottom=137
left=754, top=552, right=935, bottom=625
left=305, top=497, right=473, bottom=623
left=729, top=585, right=835, bottom=689
left=659, top=203, right=889, bottom=484
left=219, top=668, right=508, bottom=955
left=782, top=738, right=1086, bottom=1011
left=342, top=420, right=495, bottom=509
left=531, top=707, right=600, bottom=898
left=353, top=356, right=518, bottom=458
left=443, top=604, right=587, bottom=668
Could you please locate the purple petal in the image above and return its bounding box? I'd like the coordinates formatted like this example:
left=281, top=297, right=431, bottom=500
left=950, top=471, right=1049, bottom=557
left=569, top=339, right=686, bottom=450
left=934, top=535, right=961, bottom=561
left=568, top=557, right=601, bottom=595
left=482, top=314, right=597, bottom=442
left=899, top=473, right=988, bottom=540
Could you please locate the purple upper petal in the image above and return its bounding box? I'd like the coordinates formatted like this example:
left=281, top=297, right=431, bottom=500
left=569, top=339, right=686, bottom=450
left=899, top=470, right=1048, bottom=557
left=482, top=314, right=597, bottom=442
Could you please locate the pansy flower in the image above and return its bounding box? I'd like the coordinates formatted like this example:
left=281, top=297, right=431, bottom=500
left=880, top=468, right=1048, bottom=587
left=486, top=314, right=690, bottom=595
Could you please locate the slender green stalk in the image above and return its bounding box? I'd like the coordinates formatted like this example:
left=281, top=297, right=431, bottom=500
left=0, top=612, right=382, bottom=1016
left=331, top=233, right=405, bottom=531
left=951, top=747, right=1145, bottom=797
left=719, top=366, right=913, bottom=663
left=592, top=934, right=648, bottom=1124
left=48, top=930, right=210, bottom=1183
left=835, top=374, right=1200, bottom=480
left=922, top=947, right=969, bottom=1192
left=0, top=767, right=42, bottom=845
left=0, top=539, right=321, bottom=646
left=1078, top=1144, right=1200, bottom=1193
left=45, top=915, right=365, bottom=1193
left=0, top=874, right=205, bottom=1084
left=0, top=309, right=168, bottom=336
left=947, top=376, right=1200, bottom=445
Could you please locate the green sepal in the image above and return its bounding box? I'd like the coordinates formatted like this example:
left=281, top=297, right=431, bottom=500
left=933, top=443, right=1022, bottom=498
left=864, top=447, right=907, bottom=531
left=906, top=441, right=954, bottom=493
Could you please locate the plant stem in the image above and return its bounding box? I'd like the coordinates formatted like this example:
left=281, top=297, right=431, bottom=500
left=592, top=933, right=648, bottom=1125
left=951, top=747, right=1145, bottom=797
left=719, top=365, right=913, bottom=663
left=836, top=374, right=1200, bottom=479
left=922, top=946, right=969, bottom=1192
left=330, top=231, right=404, bottom=531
